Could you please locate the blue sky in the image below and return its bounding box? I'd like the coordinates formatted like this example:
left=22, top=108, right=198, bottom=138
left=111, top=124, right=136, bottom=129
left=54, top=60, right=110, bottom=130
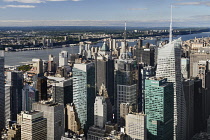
left=0, top=0, right=210, bottom=27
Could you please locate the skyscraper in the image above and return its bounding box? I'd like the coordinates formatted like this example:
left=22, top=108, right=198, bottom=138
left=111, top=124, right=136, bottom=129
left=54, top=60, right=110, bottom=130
left=5, top=84, right=12, bottom=128
left=32, top=58, right=43, bottom=74
left=59, top=51, right=68, bottom=67
left=34, top=75, right=47, bottom=101
left=48, top=76, right=73, bottom=106
left=145, top=77, right=174, bottom=140
left=183, top=79, right=194, bottom=139
left=73, top=62, right=95, bottom=131
left=156, top=38, right=187, bottom=139
left=125, top=113, right=147, bottom=140
left=5, top=71, right=23, bottom=124
left=138, top=47, right=155, bottom=66
left=181, top=58, right=190, bottom=79
left=97, top=84, right=112, bottom=122
left=193, top=78, right=205, bottom=134
left=0, top=50, right=4, bottom=131
left=65, top=103, right=83, bottom=135
left=18, top=111, right=47, bottom=140
left=32, top=101, right=64, bottom=140
left=114, top=49, right=138, bottom=124
left=96, top=42, right=114, bottom=105
left=114, top=23, right=138, bottom=123
left=94, top=96, right=107, bottom=128
left=120, top=103, right=131, bottom=126
left=22, top=84, right=36, bottom=111
left=139, top=66, right=156, bottom=112
left=48, top=54, right=57, bottom=75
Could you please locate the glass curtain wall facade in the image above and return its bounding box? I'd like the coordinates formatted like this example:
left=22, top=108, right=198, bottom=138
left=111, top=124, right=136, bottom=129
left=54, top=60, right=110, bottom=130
left=156, top=38, right=186, bottom=140
left=145, top=77, right=174, bottom=140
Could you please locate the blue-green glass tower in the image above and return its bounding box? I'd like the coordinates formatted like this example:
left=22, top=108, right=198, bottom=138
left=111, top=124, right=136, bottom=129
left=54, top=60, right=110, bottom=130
left=73, top=62, right=95, bottom=132
left=145, top=77, right=174, bottom=140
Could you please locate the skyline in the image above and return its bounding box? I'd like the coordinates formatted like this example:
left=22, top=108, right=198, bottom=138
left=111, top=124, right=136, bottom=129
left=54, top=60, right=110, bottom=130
left=0, top=0, right=210, bottom=27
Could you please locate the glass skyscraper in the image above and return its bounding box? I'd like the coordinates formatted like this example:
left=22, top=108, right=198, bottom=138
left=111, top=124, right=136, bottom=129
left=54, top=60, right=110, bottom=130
left=73, top=62, right=95, bottom=131
left=156, top=38, right=186, bottom=140
left=145, top=77, right=174, bottom=140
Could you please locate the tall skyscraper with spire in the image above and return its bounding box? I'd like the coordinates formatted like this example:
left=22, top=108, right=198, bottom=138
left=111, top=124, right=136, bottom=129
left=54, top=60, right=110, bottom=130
left=156, top=6, right=186, bottom=139
left=114, top=22, right=138, bottom=123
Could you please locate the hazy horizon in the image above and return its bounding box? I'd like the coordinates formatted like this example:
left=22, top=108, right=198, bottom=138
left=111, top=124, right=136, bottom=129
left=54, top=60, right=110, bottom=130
left=1, top=0, right=210, bottom=27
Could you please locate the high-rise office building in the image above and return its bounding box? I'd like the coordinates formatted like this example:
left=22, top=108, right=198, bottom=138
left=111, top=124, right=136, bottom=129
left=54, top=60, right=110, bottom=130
left=134, top=39, right=143, bottom=63
left=190, top=60, right=210, bottom=124
left=48, top=54, right=57, bottom=75
left=193, top=78, right=205, bottom=134
left=59, top=51, right=68, bottom=67
left=34, top=75, right=47, bottom=101
left=156, top=38, right=187, bottom=139
left=120, top=103, right=133, bottom=127
left=73, top=62, right=95, bottom=131
left=114, top=25, right=138, bottom=124
left=183, top=79, right=194, bottom=140
left=65, top=103, right=83, bottom=135
left=5, top=71, right=23, bottom=124
left=114, top=49, right=138, bottom=124
left=145, top=77, right=174, bottom=140
left=5, top=84, right=12, bottom=128
left=190, top=51, right=210, bottom=77
left=96, top=42, right=114, bottom=105
left=181, top=58, right=190, bottom=79
left=109, top=38, right=117, bottom=52
left=0, top=50, right=4, bottom=131
left=125, top=113, right=147, bottom=140
left=22, top=84, right=36, bottom=111
left=32, top=58, right=43, bottom=74
left=134, top=39, right=156, bottom=66
left=18, top=111, right=47, bottom=140
left=48, top=77, right=73, bottom=106
left=94, top=96, right=107, bottom=128
left=140, top=48, right=155, bottom=66
left=97, top=83, right=112, bottom=122
left=192, top=60, right=207, bottom=88
left=32, top=101, right=64, bottom=140
left=87, top=85, right=112, bottom=140
left=139, top=66, right=155, bottom=112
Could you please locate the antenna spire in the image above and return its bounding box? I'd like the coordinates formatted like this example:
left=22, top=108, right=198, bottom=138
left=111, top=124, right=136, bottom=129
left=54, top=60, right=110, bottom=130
left=169, top=5, right=173, bottom=43
left=124, top=21, right=127, bottom=42
left=121, top=21, right=127, bottom=53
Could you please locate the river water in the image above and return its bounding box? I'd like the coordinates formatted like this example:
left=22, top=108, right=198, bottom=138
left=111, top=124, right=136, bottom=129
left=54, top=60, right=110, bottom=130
left=5, top=32, right=210, bottom=66
left=5, top=47, right=79, bottom=66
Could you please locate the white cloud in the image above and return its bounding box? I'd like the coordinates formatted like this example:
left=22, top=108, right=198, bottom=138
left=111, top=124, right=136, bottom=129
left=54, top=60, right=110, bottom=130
left=174, top=1, right=210, bottom=6
left=0, top=4, right=36, bottom=8
left=174, top=2, right=201, bottom=5
left=71, top=0, right=82, bottom=1
left=46, top=0, right=67, bottom=1
left=3, top=0, right=80, bottom=3
left=127, top=8, right=147, bottom=11
left=3, top=0, right=44, bottom=3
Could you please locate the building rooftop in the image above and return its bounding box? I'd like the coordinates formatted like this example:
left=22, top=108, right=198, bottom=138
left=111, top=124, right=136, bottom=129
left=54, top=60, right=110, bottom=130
left=38, top=101, right=60, bottom=107
left=148, top=77, right=165, bottom=81
left=21, top=110, right=40, bottom=115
